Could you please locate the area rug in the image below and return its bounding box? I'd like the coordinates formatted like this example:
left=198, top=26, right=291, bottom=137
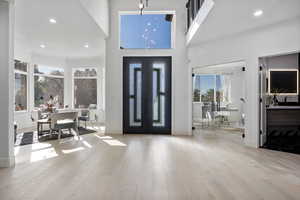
left=15, top=127, right=97, bottom=146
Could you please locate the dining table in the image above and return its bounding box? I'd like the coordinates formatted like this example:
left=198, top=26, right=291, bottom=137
left=37, top=109, right=79, bottom=136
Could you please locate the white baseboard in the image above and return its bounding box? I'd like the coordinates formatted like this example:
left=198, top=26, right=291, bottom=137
left=105, top=130, right=123, bottom=135
left=0, top=156, right=15, bottom=168
left=245, top=139, right=259, bottom=148
left=172, top=131, right=192, bottom=136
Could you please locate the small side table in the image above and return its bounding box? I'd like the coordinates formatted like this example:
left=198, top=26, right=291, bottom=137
left=37, top=119, right=51, bottom=137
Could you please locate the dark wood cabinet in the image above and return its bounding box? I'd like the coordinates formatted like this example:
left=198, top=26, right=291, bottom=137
left=266, top=107, right=300, bottom=153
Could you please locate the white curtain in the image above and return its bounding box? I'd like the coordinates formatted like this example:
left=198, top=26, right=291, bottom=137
left=220, top=75, right=232, bottom=102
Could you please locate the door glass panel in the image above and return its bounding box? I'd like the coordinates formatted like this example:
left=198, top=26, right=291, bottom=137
left=153, top=63, right=166, bottom=127
left=136, top=70, right=142, bottom=121
left=129, top=63, right=142, bottom=127
left=153, top=70, right=158, bottom=121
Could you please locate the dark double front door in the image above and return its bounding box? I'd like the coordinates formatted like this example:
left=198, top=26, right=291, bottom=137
left=123, top=57, right=172, bottom=134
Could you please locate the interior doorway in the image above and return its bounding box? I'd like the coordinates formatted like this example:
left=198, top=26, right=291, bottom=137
left=123, top=56, right=172, bottom=134
left=192, top=61, right=246, bottom=137
left=259, top=52, right=300, bottom=153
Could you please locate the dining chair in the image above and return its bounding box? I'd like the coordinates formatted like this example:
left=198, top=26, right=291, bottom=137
left=49, top=112, right=79, bottom=140
left=78, top=109, right=89, bottom=129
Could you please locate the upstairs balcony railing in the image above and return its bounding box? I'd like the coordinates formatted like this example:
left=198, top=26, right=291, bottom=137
left=186, top=0, right=205, bottom=30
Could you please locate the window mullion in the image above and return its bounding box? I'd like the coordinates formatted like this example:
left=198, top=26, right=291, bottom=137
left=34, top=74, right=64, bottom=79
left=14, top=70, right=28, bottom=75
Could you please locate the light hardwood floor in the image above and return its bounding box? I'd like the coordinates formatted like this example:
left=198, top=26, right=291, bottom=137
left=1, top=128, right=300, bottom=200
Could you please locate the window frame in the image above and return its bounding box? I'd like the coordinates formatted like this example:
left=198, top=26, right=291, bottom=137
left=14, top=61, right=29, bottom=113
left=72, top=67, right=98, bottom=109
left=34, top=65, right=65, bottom=79
left=33, top=65, right=65, bottom=108
left=118, top=10, right=176, bottom=50
left=268, top=69, right=299, bottom=96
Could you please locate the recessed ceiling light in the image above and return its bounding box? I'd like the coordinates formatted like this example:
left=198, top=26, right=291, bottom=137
left=253, top=10, right=263, bottom=17
left=49, top=18, right=57, bottom=24
left=40, top=44, right=46, bottom=48
left=84, top=44, right=89, bottom=48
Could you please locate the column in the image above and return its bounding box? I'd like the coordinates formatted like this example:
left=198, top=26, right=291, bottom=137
left=0, top=0, right=15, bottom=167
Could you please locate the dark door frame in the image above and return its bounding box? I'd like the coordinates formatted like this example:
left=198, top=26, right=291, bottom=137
left=123, top=56, right=172, bottom=134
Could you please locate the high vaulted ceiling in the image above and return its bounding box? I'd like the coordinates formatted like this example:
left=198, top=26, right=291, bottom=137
left=190, top=0, right=300, bottom=45
left=15, top=0, right=106, bottom=59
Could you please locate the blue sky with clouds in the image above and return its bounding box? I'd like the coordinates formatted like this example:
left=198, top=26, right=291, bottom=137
left=120, top=14, right=171, bottom=49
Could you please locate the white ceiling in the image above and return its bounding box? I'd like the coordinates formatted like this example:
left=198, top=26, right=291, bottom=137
left=190, top=0, right=300, bottom=45
left=15, top=0, right=106, bottom=59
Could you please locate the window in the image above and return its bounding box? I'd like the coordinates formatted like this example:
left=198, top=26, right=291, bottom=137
left=73, top=68, right=97, bottom=109
left=14, top=60, right=28, bottom=111
left=193, top=74, right=230, bottom=102
left=34, top=65, right=64, bottom=107
left=200, top=75, right=215, bottom=102
left=34, top=65, right=64, bottom=76
left=120, top=13, right=173, bottom=49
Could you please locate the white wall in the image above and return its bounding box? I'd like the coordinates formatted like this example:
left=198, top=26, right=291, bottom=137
left=188, top=17, right=300, bottom=147
left=265, top=53, right=299, bottom=70
left=79, top=0, right=109, bottom=37
left=14, top=34, right=31, bottom=62
left=31, top=53, right=66, bottom=67
left=0, top=0, right=15, bottom=167
left=105, top=0, right=190, bottom=135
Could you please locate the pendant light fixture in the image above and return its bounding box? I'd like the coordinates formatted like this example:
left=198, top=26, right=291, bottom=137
left=139, top=0, right=149, bottom=15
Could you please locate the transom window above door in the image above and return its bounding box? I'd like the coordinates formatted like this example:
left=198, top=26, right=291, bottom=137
left=120, top=12, right=174, bottom=49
